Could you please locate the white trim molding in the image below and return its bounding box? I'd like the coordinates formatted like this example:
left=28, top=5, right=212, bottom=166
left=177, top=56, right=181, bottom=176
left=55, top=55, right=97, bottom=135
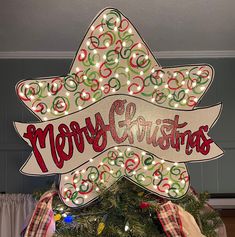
left=0, top=50, right=235, bottom=59
left=208, top=198, right=235, bottom=209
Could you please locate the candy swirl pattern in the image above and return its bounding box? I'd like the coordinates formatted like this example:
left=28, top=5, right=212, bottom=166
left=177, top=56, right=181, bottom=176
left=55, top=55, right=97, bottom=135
left=16, top=8, right=213, bottom=121
left=60, top=146, right=189, bottom=208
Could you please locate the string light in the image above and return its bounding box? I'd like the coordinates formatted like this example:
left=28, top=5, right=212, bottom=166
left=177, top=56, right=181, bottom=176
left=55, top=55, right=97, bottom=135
left=86, top=41, right=90, bottom=46
left=151, top=98, right=155, bottom=102
left=103, top=55, right=106, bottom=60
left=173, top=72, right=177, bottom=77
left=116, top=17, right=120, bottom=22
left=154, top=85, right=158, bottom=89
left=197, top=70, right=202, bottom=75
left=114, top=26, right=118, bottom=31
left=168, top=94, right=173, bottom=98
left=25, top=84, right=29, bottom=88
left=32, top=106, right=36, bottom=111
left=64, top=111, right=68, bottom=115
left=47, top=92, right=51, bottom=96
left=89, top=158, right=94, bottom=162
left=164, top=84, right=168, bottom=88
left=159, top=73, right=164, bottom=78
left=105, top=42, right=110, bottom=47
left=128, top=28, right=132, bottom=34
left=39, top=82, right=43, bottom=87
left=114, top=58, right=118, bottom=63
left=93, top=49, right=97, bottom=54
left=78, top=105, right=82, bottom=110
left=181, top=81, right=185, bottom=85
left=124, top=222, right=130, bottom=232
left=138, top=43, right=141, bottom=48
left=112, top=88, right=116, bottom=93
left=182, top=99, right=187, bottom=104
left=185, top=89, right=189, bottom=94
left=186, top=71, right=189, bottom=75
left=161, top=159, right=165, bottom=164
left=103, top=14, right=107, bottom=19
left=174, top=103, right=179, bottom=108
left=200, top=86, right=205, bottom=91
left=83, top=75, right=87, bottom=80
left=81, top=52, right=85, bottom=58
left=133, top=53, right=136, bottom=58
left=115, top=73, right=119, bottom=78
left=127, top=80, right=130, bottom=85
left=64, top=176, right=69, bottom=180
left=99, top=27, right=103, bottom=32
left=141, top=151, right=146, bottom=155
left=129, top=91, right=133, bottom=95
left=95, top=63, right=100, bottom=68
left=140, top=71, right=143, bottom=75
left=43, top=117, right=48, bottom=121
left=91, top=25, right=95, bottom=31
left=66, top=92, right=70, bottom=96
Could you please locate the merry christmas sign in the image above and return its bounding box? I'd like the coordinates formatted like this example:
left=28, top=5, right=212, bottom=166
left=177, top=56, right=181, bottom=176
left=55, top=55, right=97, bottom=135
left=14, top=8, right=223, bottom=208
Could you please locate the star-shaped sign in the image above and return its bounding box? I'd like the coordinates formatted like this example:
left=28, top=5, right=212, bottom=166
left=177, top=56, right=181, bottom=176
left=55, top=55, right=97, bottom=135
left=15, top=8, right=223, bottom=208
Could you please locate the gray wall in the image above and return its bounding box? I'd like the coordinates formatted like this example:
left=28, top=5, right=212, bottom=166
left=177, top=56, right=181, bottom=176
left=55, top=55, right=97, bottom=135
left=0, top=58, right=234, bottom=194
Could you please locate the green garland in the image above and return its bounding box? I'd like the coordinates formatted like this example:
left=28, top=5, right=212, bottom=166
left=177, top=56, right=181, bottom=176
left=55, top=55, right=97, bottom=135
left=33, top=180, right=222, bottom=237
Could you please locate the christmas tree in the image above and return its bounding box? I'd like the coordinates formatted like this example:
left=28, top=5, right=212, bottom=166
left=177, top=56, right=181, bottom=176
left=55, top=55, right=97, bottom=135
left=33, top=179, right=222, bottom=237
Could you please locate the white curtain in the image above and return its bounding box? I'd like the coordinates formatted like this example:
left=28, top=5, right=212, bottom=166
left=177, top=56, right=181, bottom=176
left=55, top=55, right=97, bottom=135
left=0, top=194, right=35, bottom=237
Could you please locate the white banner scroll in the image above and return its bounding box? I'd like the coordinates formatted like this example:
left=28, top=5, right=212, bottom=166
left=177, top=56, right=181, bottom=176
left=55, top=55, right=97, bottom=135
left=15, top=95, right=223, bottom=176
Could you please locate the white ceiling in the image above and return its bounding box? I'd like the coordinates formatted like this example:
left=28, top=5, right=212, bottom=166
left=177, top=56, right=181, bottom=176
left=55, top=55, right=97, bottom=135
left=0, top=0, right=234, bottom=52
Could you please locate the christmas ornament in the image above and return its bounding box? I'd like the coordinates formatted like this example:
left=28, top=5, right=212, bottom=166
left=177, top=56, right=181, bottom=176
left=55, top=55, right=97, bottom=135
left=140, top=201, right=150, bottom=209
left=14, top=8, right=223, bottom=208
